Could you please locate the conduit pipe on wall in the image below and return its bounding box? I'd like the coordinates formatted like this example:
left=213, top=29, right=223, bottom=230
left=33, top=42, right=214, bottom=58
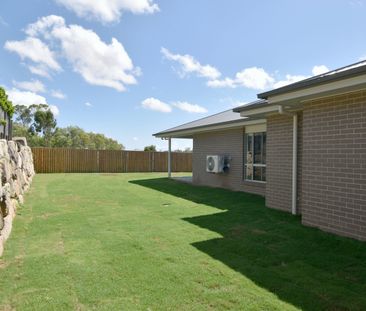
left=292, top=114, right=298, bottom=215
left=278, top=106, right=298, bottom=215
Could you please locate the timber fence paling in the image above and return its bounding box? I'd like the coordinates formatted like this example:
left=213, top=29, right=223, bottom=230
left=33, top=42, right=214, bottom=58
left=31, top=147, right=192, bottom=173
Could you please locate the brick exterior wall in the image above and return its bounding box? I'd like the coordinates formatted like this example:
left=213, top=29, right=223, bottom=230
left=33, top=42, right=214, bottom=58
left=266, top=114, right=293, bottom=213
left=301, top=90, right=366, bottom=241
left=191, top=90, right=366, bottom=241
left=192, top=128, right=265, bottom=196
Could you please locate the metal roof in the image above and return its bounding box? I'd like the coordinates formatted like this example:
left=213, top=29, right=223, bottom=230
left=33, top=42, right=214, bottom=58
left=258, top=60, right=366, bottom=99
left=232, top=99, right=268, bottom=113
left=154, top=108, right=247, bottom=137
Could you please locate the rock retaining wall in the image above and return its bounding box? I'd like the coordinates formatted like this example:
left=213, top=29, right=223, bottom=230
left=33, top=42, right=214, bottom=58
left=0, top=138, right=35, bottom=256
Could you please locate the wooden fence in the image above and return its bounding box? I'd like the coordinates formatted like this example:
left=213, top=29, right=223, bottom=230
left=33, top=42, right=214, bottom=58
left=31, top=148, right=192, bottom=173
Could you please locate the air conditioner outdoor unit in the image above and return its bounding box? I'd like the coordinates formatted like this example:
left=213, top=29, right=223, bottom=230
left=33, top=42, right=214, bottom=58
left=206, top=155, right=224, bottom=173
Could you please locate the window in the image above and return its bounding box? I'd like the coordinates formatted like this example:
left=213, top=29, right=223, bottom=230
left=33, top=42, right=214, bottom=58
left=244, top=132, right=266, bottom=182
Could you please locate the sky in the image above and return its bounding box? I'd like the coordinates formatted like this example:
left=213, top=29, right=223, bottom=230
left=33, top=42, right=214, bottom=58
left=1, top=0, right=366, bottom=151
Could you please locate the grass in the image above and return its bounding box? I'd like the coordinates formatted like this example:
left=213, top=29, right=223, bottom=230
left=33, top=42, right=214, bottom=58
left=0, top=173, right=366, bottom=310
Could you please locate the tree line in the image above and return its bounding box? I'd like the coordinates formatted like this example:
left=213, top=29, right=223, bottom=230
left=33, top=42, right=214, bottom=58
left=13, top=105, right=125, bottom=150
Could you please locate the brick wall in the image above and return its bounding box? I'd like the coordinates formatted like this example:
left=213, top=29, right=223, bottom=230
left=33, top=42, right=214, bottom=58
left=265, top=114, right=294, bottom=213
left=192, top=128, right=265, bottom=196
left=301, top=90, right=366, bottom=241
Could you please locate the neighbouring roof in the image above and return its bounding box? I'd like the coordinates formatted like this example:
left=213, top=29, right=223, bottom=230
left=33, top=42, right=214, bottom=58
left=258, top=60, right=366, bottom=99
left=153, top=104, right=262, bottom=138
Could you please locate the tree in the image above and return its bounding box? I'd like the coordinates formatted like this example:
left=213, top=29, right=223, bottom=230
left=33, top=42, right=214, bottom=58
left=32, top=108, right=57, bottom=136
left=144, top=145, right=157, bottom=152
left=173, top=147, right=192, bottom=153
left=0, top=87, right=15, bottom=117
left=14, top=105, right=33, bottom=127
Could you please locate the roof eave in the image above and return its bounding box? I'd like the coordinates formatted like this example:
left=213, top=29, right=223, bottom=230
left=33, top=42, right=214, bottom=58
left=153, top=118, right=266, bottom=138
left=258, top=65, right=366, bottom=99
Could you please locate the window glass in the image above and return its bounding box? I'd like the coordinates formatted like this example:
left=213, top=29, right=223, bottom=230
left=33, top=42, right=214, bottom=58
left=247, top=135, right=253, bottom=164
left=253, top=167, right=262, bottom=181
left=244, top=132, right=266, bottom=182
left=245, top=165, right=253, bottom=180
left=263, top=133, right=266, bottom=164
left=254, top=134, right=262, bottom=164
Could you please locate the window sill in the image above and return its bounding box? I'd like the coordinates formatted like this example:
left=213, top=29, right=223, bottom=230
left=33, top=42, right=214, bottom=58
left=243, top=180, right=266, bottom=187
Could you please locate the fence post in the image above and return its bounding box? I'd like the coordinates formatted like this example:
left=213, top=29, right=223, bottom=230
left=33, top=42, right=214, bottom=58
left=125, top=151, right=129, bottom=173
left=96, top=150, right=100, bottom=173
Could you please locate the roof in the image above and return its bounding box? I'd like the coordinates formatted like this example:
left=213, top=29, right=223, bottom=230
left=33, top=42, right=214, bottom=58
left=233, top=99, right=268, bottom=113
left=258, top=60, right=366, bottom=99
left=154, top=60, right=366, bottom=137
left=154, top=108, right=248, bottom=138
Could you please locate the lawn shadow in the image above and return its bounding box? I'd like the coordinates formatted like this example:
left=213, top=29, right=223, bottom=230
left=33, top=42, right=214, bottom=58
left=130, top=178, right=366, bottom=311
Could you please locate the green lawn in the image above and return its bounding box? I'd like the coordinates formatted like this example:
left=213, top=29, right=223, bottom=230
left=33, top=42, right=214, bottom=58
left=1, top=173, right=366, bottom=310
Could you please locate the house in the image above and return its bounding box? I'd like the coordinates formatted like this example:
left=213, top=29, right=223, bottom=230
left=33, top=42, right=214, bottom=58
left=154, top=60, right=366, bottom=241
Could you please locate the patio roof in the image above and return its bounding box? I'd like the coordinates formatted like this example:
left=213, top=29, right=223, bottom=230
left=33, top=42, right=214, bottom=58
left=153, top=100, right=267, bottom=138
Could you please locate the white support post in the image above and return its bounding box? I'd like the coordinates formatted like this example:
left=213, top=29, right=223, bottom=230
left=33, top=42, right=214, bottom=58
left=168, top=137, right=172, bottom=178
left=292, top=114, right=298, bottom=215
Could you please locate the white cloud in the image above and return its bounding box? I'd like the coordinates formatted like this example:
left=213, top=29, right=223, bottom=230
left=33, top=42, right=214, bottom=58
left=207, top=78, right=236, bottom=88
left=53, top=24, right=137, bottom=91
left=312, top=65, right=329, bottom=76
left=273, top=74, right=309, bottom=89
left=7, top=88, right=60, bottom=116
left=162, top=47, right=272, bottom=90
left=161, top=47, right=221, bottom=80
left=29, top=65, right=51, bottom=78
left=133, top=137, right=138, bottom=141
left=4, top=37, right=61, bottom=76
left=85, top=102, right=92, bottom=107
left=7, top=88, right=48, bottom=106
left=172, top=101, right=207, bottom=113
left=208, top=67, right=274, bottom=90
left=55, top=0, right=159, bottom=23
left=272, top=65, right=329, bottom=89
left=8, top=15, right=140, bottom=92
left=49, top=105, right=60, bottom=116
left=210, top=65, right=330, bottom=90
left=161, top=47, right=330, bottom=92
left=13, top=80, right=45, bottom=93
left=25, top=15, right=66, bottom=38
left=51, top=90, right=66, bottom=99
left=142, top=97, right=172, bottom=113
left=235, top=67, right=274, bottom=90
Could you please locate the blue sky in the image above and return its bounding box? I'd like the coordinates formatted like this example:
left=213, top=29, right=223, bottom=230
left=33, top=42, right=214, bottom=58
left=1, top=0, right=366, bottom=150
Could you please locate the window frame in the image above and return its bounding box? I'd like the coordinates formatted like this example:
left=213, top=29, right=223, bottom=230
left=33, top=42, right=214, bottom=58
left=244, top=131, right=266, bottom=183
